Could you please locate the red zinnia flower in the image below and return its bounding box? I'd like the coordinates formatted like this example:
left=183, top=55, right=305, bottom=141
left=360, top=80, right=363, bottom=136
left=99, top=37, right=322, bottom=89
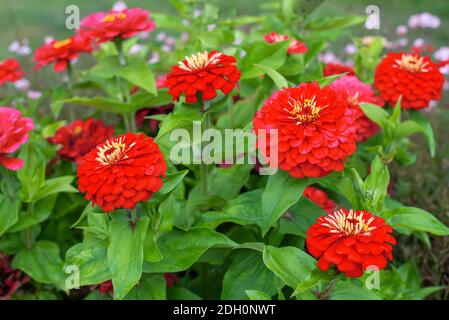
left=304, top=186, right=336, bottom=213
left=77, top=132, right=167, bottom=212
left=253, top=82, right=357, bottom=178
left=33, top=34, right=92, bottom=73
left=374, top=52, right=444, bottom=109
left=323, top=63, right=355, bottom=77
left=306, top=209, right=396, bottom=277
left=0, top=58, right=24, bottom=85
left=97, top=280, right=114, bottom=297
left=166, top=51, right=240, bottom=103
left=81, top=7, right=156, bottom=44
left=164, top=273, right=179, bottom=287
left=1, top=253, right=30, bottom=300
left=49, top=118, right=115, bottom=161
left=0, top=107, right=34, bottom=171
left=264, top=32, right=308, bottom=54
left=331, top=75, right=385, bottom=142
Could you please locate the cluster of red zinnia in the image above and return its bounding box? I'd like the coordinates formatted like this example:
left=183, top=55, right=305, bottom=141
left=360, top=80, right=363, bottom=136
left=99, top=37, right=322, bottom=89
left=0, top=58, right=24, bottom=86
left=306, top=209, right=396, bottom=277
left=0, top=107, right=34, bottom=171
left=33, top=34, right=92, bottom=73
left=80, top=7, right=155, bottom=44
left=0, top=253, right=30, bottom=300
left=253, top=82, right=357, bottom=178
left=303, top=186, right=336, bottom=213
left=49, top=118, right=115, bottom=161
left=323, top=63, right=355, bottom=77
left=77, top=132, right=167, bottom=212
left=166, top=51, right=241, bottom=103
left=263, top=32, right=308, bottom=54
left=331, top=75, right=385, bottom=142
left=374, top=52, right=444, bottom=109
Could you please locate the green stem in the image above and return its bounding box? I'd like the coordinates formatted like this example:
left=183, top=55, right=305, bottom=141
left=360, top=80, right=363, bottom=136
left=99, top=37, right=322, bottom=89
left=200, top=263, right=209, bottom=298
left=66, top=61, right=76, bottom=121
left=114, top=38, right=127, bottom=66
left=23, top=202, right=35, bottom=250
left=199, top=99, right=211, bottom=197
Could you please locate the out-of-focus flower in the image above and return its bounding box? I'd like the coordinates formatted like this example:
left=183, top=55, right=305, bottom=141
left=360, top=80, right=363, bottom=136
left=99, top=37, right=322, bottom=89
left=306, top=209, right=396, bottom=277
left=253, top=82, right=357, bottom=178
left=97, top=280, right=114, bottom=297
left=398, top=38, right=408, bottom=47
left=8, top=40, right=31, bottom=56
left=318, top=51, right=341, bottom=64
left=345, top=43, right=357, bottom=55
left=434, top=47, right=449, bottom=61
left=49, top=118, right=114, bottom=161
left=207, top=24, right=216, bottom=32
left=8, top=41, right=21, bottom=53
left=374, top=52, right=444, bottom=109
left=164, top=273, right=179, bottom=287
left=112, top=1, right=127, bottom=11
left=331, top=75, right=384, bottom=142
left=182, top=19, right=190, bottom=26
left=304, top=186, right=336, bottom=213
left=44, top=36, right=54, bottom=43
left=0, top=107, right=34, bottom=171
left=323, top=63, right=355, bottom=77
left=165, top=37, right=176, bottom=46
left=33, top=34, right=92, bottom=73
left=0, top=58, right=24, bottom=86
left=129, top=43, right=144, bottom=55
left=263, top=32, right=308, bottom=54
left=14, top=79, right=30, bottom=91
left=181, top=32, right=189, bottom=42
left=193, top=9, right=202, bottom=18
left=0, top=253, right=30, bottom=299
left=439, top=65, right=449, bottom=75
left=167, top=50, right=240, bottom=103
left=161, top=45, right=172, bottom=52
left=408, top=12, right=440, bottom=29
left=17, top=46, right=31, bottom=56
left=27, top=90, right=42, bottom=100
left=148, top=52, right=160, bottom=64
left=155, top=32, right=166, bottom=42
left=81, top=7, right=155, bottom=44
left=77, top=133, right=167, bottom=212
left=396, top=25, right=408, bottom=35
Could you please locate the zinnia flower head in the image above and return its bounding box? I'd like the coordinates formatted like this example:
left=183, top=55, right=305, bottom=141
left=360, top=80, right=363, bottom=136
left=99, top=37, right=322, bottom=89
left=33, top=34, right=92, bottom=73
left=306, top=209, right=396, bottom=277
left=323, top=63, right=355, bottom=77
left=263, top=32, right=308, bottom=54
left=0, top=107, right=34, bottom=171
left=0, top=253, right=30, bottom=299
left=331, top=75, right=384, bottom=142
left=80, top=7, right=156, bottom=44
left=77, top=132, right=167, bottom=212
left=0, top=58, right=24, bottom=86
left=374, top=52, right=444, bottom=109
left=304, top=186, right=336, bottom=213
left=166, top=50, right=240, bottom=103
left=253, top=82, right=357, bottom=178
left=49, top=118, right=115, bottom=161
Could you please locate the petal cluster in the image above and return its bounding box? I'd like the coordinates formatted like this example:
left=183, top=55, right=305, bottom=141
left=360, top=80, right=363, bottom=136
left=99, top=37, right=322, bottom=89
left=264, top=32, right=308, bottom=54
left=0, top=58, right=24, bottom=85
left=33, top=34, right=92, bottom=72
left=0, top=253, right=30, bottom=299
left=81, top=7, right=156, bottom=44
left=331, top=75, right=385, bottom=142
left=374, top=52, right=444, bottom=109
left=77, top=132, right=167, bottom=212
left=50, top=118, right=115, bottom=161
left=304, top=186, right=336, bottom=213
left=306, top=209, right=396, bottom=277
left=0, top=107, right=34, bottom=171
left=166, top=50, right=240, bottom=103
left=253, top=82, right=357, bottom=178
left=323, top=63, right=355, bottom=77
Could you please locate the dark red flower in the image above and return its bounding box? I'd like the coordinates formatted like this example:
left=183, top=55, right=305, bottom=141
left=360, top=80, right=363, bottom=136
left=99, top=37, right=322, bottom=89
left=306, top=209, right=396, bottom=277
left=374, top=52, right=444, bottom=109
left=264, top=32, right=308, bottom=54
left=49, top=118, right=115, bottom=161
left=166, top=51, right=240, bottom=103
left=253, top=82, right=357, bottom=178
left=0, top=58, right=24, bottom=85
left=323, top=63, right=355, bottom=77
left=81, top=7, right=155, bottom=44
left=77, top=132, right=167, bottom=212
left=330, top=75, right=385, bottom=142
left=0, top=253, right=30, bottom=300
left=0, top=107, right=34, bottom=171
left=33, top=34, right=92, bottom=73
left=164, top=273, right=179, bottom=287
left=304, top=186, right=336, bottom=213
left=97, top=280, right=114, bottom=297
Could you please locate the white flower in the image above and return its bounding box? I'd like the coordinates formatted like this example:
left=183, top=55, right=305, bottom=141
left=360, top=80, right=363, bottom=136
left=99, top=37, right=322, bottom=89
left=439, top=65, right=449, bottom=75
left=193, top=9, right=202, bottom=18
left=112, top=1, right=127, bottom=11
left=434, top=47, right=449, bottom=61
left=398, top=38, right=408, bottom=47
left=44, top=36, right=54, bottom=44
left=182, top=19, right=190, bottom=26
left=8, top=41, right=20, bottom=53
left=161, top=45, right=172, bottom=52
left=408, top=12, right=440, bottom=29
left=165, top=37, right=176, bottom=46
left=27, top=90, right=42, bottom=100
left=207, top=24, right=216, bottom=31
left=396, top=25, right=408, bottom=35
left=413, top=38, right=424, bottom=47
left=318, top=51, right=341, bottom=64
left=17, top=46, right=31, bottom=56
left=345, top=43, right=357, bottom=55
left=14, top=79, right=30, bottom=91
left=129, top=44, right=144, bottom=55
left=148, top=52, right=160, bottom=64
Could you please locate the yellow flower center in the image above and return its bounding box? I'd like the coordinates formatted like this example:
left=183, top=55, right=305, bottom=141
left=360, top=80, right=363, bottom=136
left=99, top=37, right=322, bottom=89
left=286, top=96, right=324, bottom=125
left=395, top=54, right=429, bottom=73
left=53, top=38, right=72, bottom=49
left=320, top=209, right=376, bottom=236
left=96, top=137, right=135, bottom=166
left=102, top=12, right=127, bottom=23
left=178, top=51, right=222, bottom=72
left=73, top=126, right=83, bottom=135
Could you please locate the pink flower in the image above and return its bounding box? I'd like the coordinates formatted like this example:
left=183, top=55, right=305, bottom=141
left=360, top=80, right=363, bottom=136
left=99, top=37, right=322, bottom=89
left=0, top=107, right=34, bottom=171
left=396, top=25, right=408, bottom=35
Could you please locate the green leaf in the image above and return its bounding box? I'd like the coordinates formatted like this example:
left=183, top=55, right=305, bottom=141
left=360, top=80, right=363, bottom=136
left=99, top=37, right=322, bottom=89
left=33, top=176, right=78, bottom=202
left=124, top=275, right=166, bottom=300
left=108, top=215, right=149, bottom=300
left=395, top=120, right=424, bottom=139
left=209, top=165, right=253, bottom=201
left=261, top=171, right=308, bottom=235
left=329, top=281, right=381, bottom=300
left=387, top=207, right=449, bottom=236
left=115, top=59, right=156, bottom=95
left=0, top=193, right=20, bottom=236
left=157, top=170, right=189, bottom=195
left=254, top=64, right=288, bottom=89
left=305, top=15, right=366, bottom=31
left=12, top=241, right=65, bottom=289
left=152, top=13, right=191, bottom=31
left=64, top=242, right=110, bottom=286
left=262, top=245, right=316, bottom=289
left=245, top=290, right=272, bottom=300
left=130, top=89, right=173, bottom=110
left=167, top=286, right=202, bottom=300
left=409, top=110, right=436, bottom=157
left=143, top=228, right=236, bottom=273
left=221, top=250, right=283, bottom=299
left=61, top=96, right=133, bottom=114
left=360, top=103, right=389, bottom=128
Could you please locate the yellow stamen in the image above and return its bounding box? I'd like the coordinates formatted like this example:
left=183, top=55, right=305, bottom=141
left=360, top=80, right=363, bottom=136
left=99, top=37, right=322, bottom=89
left=395, top=54, right=429, bottom=73
left=285, top=96, right=324, bottom=125
left=102, top=12, right=127, bottom=23
left=321, top=209, right=376, bottom=236
left=178, top=51, right=222, bottom=72
left=96, top=137, right=135, bottom=166
left=53, top=38, right=72, bottom=49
